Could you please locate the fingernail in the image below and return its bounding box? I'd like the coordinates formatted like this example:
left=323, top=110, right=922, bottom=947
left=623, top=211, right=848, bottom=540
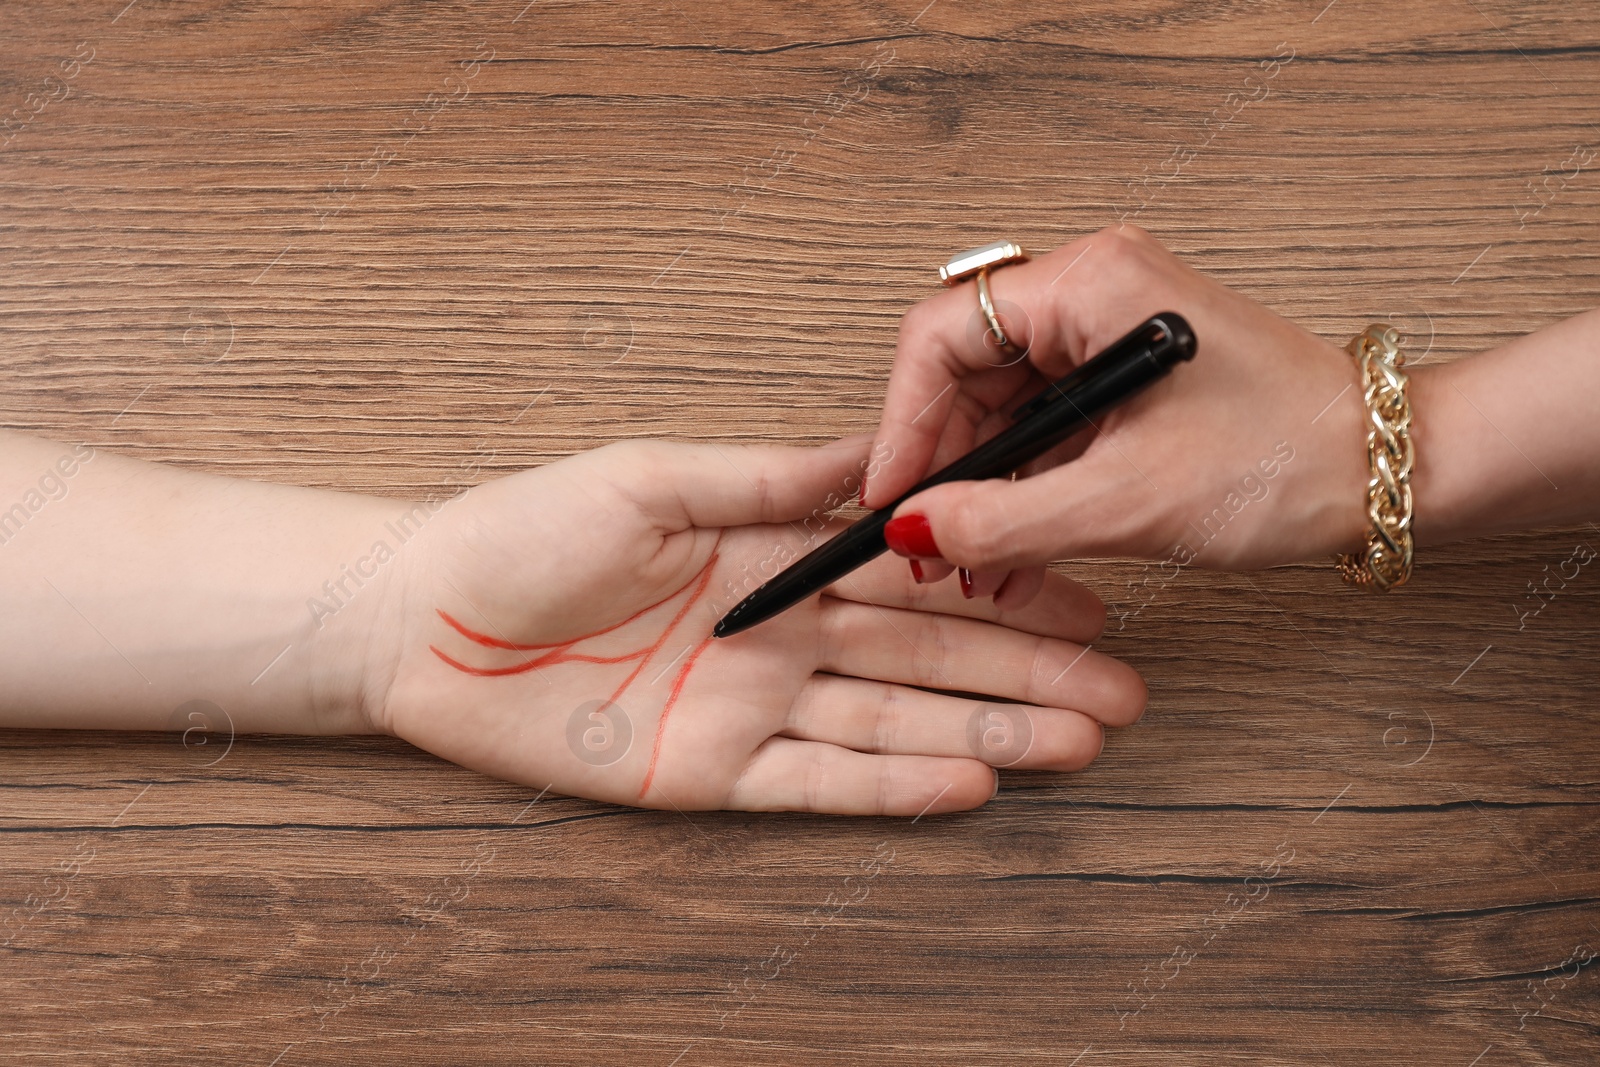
left=884, top=514, right=941, bottom=559
left=909, top=559, right=925, bottom=583
left=959, top=567, right=974, bottom=598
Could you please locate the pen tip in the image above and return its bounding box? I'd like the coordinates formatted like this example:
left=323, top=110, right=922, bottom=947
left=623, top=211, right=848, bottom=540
left=713, top=609, right=753, bottom=638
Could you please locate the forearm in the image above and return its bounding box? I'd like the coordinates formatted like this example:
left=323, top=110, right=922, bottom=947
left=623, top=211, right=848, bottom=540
left=1410, top=308, right=1600, bottom=545
left=0, top=432, right=405, bottom=735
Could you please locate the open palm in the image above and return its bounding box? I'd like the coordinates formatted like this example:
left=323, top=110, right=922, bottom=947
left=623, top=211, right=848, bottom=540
left=376, top=438, right=1144, bottom=815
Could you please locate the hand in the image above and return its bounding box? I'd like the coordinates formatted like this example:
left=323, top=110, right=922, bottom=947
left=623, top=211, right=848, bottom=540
left=372, top=437, right=1145, bottom=815
left=862, top=225, right=1373, bottom=598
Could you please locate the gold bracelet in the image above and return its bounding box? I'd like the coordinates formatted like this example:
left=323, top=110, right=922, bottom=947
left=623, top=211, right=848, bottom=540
left=1334, top=324, right=1415, bottom=590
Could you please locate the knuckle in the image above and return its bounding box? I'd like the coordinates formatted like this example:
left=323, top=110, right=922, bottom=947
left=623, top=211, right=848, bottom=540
left=1024, top=636, right=1054, bottom=704
left=1120, top=222, right=1157, bottom=246
left=596, top=437, right=654, bottom=469
left=1097, top=222, right=1154, bottom=251
left=874, top=681, right=900, bottom=754
left=917, top=611, right=951, bottom=684
left=943, top=488, right=1007, bottom=566
left=897, top=299, right=937, bottom=341
left=748, top=457, right=776, bottom=516
left=1088, top=224, right=1156, bottom=273
left=931, top=618, right=952, bottom=683
left=802, top=750, right=826, bottom=812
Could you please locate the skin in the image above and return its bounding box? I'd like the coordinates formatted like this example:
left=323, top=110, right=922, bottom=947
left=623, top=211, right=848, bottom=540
left=864, top=225, right=1600, bottom=591
left=0, top=431, right=1144, bottom=816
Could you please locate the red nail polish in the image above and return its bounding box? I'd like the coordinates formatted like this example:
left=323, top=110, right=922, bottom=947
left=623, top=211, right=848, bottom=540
left=909, top=559, right=924, bottom=583
left=884, top=514, right=941, bottom=558
left=959, top=567, right=974, bottom=598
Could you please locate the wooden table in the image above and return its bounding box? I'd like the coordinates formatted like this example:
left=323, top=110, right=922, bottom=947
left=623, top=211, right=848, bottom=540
left=4, top=2, right=1598, bottom=1063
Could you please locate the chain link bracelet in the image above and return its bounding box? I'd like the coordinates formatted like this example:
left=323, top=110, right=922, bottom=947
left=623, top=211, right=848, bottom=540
left=1334, top=324, right=1415, bottom=590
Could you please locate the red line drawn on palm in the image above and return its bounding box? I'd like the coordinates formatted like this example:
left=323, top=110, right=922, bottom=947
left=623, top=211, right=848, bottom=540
left=430, top=554, right=720, bottom=800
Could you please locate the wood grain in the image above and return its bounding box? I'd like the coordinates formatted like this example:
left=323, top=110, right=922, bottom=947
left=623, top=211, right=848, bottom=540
left=3, top=1, right=1598, bottom=1063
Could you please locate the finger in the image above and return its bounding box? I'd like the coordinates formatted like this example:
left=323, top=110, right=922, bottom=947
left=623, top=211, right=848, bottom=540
left=887, top=449, right=1149, bottom=572
left=909, top=558, right=955, bottom=586
left=921, top=388, right=990, bottom=475
left=599, top=436, right=872, bottom=532
left=996, top=365, right=1053, bottom=420
left=826, top=549, right=1105, bottom=646
left=867, top=234, right=1109, bottom=506
left=816, top=599, right=1146, bottom=727
left=725, top=736, right=995, bottom=816
left=993, top=565, right=1046, bottom=611
left=963, top=564, right=1051, bottom=611
left=879, top=367, right=1052, bottom=516
left=917, top=377, right=1091, bottom=541
left=786, top=674, right=1105, bottom=772
left=957, top=566, right=1007, bottom=600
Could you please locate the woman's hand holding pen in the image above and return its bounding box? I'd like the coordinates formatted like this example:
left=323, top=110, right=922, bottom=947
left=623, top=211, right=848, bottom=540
left=865, top=224, right=1600, bottom=600
left=863, top=224, right=1385, bottom=597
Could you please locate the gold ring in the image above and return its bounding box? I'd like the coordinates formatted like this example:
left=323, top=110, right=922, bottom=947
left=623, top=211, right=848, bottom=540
left=974, top=271, right=1015, bottom=353
left=941, top=240, right=1030, bottom=355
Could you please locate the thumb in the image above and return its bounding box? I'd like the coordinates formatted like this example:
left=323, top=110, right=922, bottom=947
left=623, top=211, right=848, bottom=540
left=605, top=435, right=873, bottom=532
left=887, top=460, right=1125, bottom=571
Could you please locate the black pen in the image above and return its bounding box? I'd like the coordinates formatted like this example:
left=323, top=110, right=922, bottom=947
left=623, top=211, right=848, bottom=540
left=712, top=311, right=1198, bottom=639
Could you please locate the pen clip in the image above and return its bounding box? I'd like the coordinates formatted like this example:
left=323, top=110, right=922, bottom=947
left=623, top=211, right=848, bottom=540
left=1005, top=385, right=1062, bottom=425
left=1005, top=358, right=1111, bottom=424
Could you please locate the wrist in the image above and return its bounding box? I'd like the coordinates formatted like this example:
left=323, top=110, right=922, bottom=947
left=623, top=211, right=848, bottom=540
left=168, top=487, right=408, bottom=738
left=1305, top=359, right=1373, bottom=560
left=1405, top=358, right=1477, bottom=547
left=301, top=495, right=427, bottom=738
left=1265, top=334, right=1370, bottom=565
